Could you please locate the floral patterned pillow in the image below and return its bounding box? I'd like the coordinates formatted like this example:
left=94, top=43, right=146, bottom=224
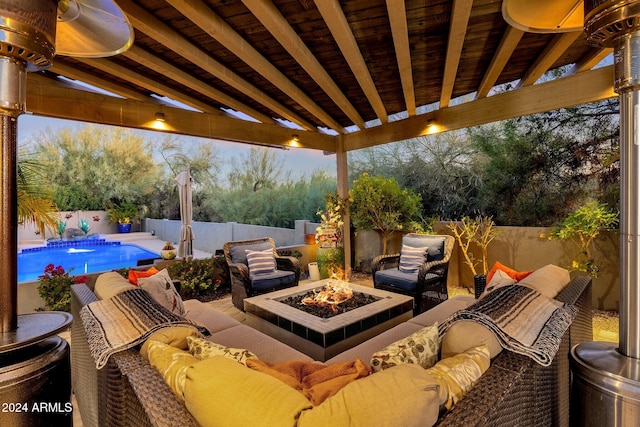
left=425, top=344, right=490, bottom=410
left=370, top=323, right=439, bottom=372
left=187, top=336, right=259, bottom=365
left=146, top=340, right=199, bottom=402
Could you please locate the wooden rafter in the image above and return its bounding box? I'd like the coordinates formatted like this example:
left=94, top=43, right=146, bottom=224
left=314, top=0, right=387, bottom=124
left=475, top=26, right=525, bottom=99
left=122, top=45, right=273, bottom=123
left=517, top=31, right=582, bottom=87
left=569, top=48, right=612, bottom=74
left=50, top=62, right=152, bottom=102
left=440, top=0, right=474, bottom=108
left=117, top=0, right=315, bottom=131
left=72, top=57, right=224, bottom=115
left=240, top=0, right=365, bottom=129
left=386, top=0, right=415, bottom=116
left=168, top=0, right=345, bottom=132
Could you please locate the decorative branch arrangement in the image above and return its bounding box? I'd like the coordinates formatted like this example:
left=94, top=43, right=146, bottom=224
left=447, top=215, right=499, bottom=277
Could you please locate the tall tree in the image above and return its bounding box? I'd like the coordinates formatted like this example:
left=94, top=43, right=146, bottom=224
left=228, top=147, right=288, bottom=191
left=33, top=125, right=160, bottom=211
left=17, top=148, right=59, bottom=235
left=349, top=173, right=422, bottom=254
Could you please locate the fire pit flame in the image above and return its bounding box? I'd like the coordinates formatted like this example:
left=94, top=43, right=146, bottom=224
left=301, top=281, right=353, bottom=313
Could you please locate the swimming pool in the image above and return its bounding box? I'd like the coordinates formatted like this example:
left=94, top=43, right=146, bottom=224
left=18, top=239, right=160, bottom=283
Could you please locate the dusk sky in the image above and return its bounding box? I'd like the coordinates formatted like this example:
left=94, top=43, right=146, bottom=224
left=17, top=114, right=338, bottom=181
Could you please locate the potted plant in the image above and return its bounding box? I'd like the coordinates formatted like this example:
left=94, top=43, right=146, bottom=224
left=161, top=242, right=177, bottom=260
left=37, top=264, right=87, bottom=312
left=349, top=173, right=422, bottom=254
left=545, top=201, right=618, bottom=277
left=107, top=202, right=139, bottom=233
left=315, top=192, right=347, bottom=279
left=447, top=215, right=499, bottom=296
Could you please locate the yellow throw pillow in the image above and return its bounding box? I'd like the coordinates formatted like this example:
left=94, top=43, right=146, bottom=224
left=298, top=364, right=440, bottom=427
left=426, top=344, right=491, bottom=410
left=187, top=336, right=259, bottom=366
left=140, top=326, right=203, bottom=361
left=146, top=340, right=199, bottom=403
left=440, top=320, right=502, bottom=359
left=370, top=323, right=439, bottom=372
left=184, top=356, right=313, bottom=427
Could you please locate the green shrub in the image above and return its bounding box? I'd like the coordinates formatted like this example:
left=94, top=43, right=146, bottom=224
left=167, top=256, right=229, bottom=299
left=37, top=264, right=88, bottom=312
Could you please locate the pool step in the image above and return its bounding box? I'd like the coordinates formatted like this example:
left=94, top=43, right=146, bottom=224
left=103, top=232, right=156, bottom=242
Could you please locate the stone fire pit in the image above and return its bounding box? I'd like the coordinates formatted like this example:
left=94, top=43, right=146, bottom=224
left=244, top=279, right=413, bottom=361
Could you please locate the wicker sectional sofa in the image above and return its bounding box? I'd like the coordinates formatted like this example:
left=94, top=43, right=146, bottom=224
left=70, top=274, right=592, bottom=427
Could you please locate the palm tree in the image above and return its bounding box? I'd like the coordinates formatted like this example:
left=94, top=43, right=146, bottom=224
left=17, top=150, right=59, bottom=236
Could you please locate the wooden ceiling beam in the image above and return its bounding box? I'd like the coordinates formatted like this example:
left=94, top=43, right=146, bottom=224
left=517, top=31, right=582, bottom=87
left=117, top=0, right=316, bottom=131
left=122, top=45, right=274, bottom=124
left=240, top=0, right=365, bottom=129
left=50, top=62, right=152, bottom=102
left=568, top=48, right=612, bottom=74
left=314, top=0, right=388, bottom=124
left=73, top=57, right=226, bottom=116
left=25, top=73, right=336, bottom=151
left=475, top=26, right=524, bottom=99
left=344, top=65, right=615, bottom=151
left=440, top=0, right=474, bottom=108
left=169, top=0, right=344, bottom=132
left=25, top=67, right=615, bottom=154
left=386, top=0, right=415, bottom=116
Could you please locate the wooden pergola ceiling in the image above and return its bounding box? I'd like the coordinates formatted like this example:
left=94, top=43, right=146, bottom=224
left=26, top=0, right=616, bottom=153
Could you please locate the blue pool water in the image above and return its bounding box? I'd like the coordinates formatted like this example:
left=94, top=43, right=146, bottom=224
left=18, top=239, right=160, bottom=283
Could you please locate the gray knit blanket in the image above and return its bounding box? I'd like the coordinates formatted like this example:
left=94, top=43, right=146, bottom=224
left=80, top=288, right=204, bottom=369
left=439, top=285, right=577, bottom=366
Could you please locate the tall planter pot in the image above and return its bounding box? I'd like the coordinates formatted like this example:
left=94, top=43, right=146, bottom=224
left=474, top=274, right=487, bottom=299
left=316, top=247, right=345, bottom=279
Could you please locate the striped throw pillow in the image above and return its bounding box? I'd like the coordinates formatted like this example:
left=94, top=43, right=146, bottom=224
left=399, top=244, right=428, bottom=273
left=245, top=248, right=276, bottom=275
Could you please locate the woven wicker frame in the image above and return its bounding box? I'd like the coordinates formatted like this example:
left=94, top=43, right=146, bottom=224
left=222, top=237, right=300, bottom=311
left=372, top=234, right=455, bottom=315
left=71, top=276, right=592, bottom=427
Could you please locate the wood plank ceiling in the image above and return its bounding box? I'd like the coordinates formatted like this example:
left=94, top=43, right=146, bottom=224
left=25, top=0, right=616, bottom=153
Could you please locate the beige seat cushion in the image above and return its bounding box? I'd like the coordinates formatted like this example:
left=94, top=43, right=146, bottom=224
left=182, top=299, right=242, bottom=333
left=409, top=296, right=475, bottom=327
left=440, top=320, right=503, bottom=359
left=94, top=271, right=136, bottom=300
left=325, top=322, right=424, bottom=365
left=208, top=325, right=314, bottom=363
left=516, top=264, right=570, bottom=299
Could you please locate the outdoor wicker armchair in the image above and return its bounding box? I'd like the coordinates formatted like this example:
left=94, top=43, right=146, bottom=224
left=223, top=237, right=300, bottom=310
left=372, top=234, right=454, bottom=315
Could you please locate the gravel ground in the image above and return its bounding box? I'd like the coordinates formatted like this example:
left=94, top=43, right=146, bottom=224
left=593, top=309, right=619, bottom=335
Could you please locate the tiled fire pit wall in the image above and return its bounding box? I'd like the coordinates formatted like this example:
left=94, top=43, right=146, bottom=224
left=244, top=280, right=413, bottom=361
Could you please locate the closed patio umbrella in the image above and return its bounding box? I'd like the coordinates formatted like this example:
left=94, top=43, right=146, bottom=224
left=175, top=167, right=195, bottom=258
